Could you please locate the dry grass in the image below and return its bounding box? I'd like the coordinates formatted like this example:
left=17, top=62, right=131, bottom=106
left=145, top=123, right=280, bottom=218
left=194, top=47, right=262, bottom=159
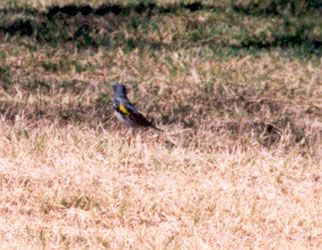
left=0, top=0, right=322, bottom=249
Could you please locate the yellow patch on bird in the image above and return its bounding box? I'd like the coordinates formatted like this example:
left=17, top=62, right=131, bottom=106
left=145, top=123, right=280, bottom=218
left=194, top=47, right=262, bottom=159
left=119, top=104, right=131, bottom=116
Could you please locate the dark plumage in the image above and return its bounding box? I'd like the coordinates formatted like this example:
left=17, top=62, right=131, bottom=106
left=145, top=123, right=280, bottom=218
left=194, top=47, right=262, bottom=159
left=113, top=84, right=162, bottom=131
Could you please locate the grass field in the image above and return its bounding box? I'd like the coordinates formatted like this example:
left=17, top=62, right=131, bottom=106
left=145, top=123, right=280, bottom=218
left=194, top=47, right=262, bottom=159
left=0, top=0, right=321, bottom=249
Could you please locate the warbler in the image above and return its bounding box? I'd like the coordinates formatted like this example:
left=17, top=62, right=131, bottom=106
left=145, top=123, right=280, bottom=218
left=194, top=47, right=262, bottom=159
left=113, top=83, right=162, bottom=131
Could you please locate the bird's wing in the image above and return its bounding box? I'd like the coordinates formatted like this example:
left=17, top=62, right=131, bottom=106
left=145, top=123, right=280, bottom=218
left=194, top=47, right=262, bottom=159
left=119, top=103, right=155, bottom=127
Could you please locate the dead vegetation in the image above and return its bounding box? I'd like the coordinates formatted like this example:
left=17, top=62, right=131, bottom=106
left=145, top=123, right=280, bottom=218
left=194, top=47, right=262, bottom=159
left=0, top=0, right=321, bottom=249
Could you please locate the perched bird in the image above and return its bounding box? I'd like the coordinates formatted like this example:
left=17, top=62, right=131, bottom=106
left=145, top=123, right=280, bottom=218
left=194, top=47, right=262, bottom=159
left=113, top=84, right=162, bottom=131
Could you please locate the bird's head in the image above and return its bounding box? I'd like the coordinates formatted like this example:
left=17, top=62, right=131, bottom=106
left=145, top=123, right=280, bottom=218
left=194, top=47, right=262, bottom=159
left=113, top=83, right=127, bottom=98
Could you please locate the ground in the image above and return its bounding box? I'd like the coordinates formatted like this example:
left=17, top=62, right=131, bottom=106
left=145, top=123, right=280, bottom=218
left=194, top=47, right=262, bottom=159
left=0, top=0, right=321, bottom=249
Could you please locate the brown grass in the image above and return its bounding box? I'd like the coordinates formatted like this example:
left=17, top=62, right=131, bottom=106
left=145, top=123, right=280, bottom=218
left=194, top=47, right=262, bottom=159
left=0, top=0, right=322, bottom=249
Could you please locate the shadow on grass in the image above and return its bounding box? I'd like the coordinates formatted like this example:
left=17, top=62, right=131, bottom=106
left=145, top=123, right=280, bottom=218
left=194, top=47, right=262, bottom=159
left=0, top=2, right=321, bottom=147
left=0, top=2, right=321, bottom=57
left=0, top=2, right=212, bottom=48
left=0, top=79, right=318, bottom=148
left=232, top=0, right=322, bottom=17
left=158, top=82, right=316, bottom=148
left=0, top=98, right=312, bottom=149
left=0, top=99, right=113, bottom=127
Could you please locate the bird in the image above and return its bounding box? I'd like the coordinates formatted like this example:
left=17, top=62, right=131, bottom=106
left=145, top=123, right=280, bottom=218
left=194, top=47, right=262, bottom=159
left=113, top=83, right=162, bottom=131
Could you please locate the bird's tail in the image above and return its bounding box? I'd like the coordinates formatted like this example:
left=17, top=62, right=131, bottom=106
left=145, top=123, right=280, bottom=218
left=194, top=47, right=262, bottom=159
left=151, top=125, right=163, bottom=132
